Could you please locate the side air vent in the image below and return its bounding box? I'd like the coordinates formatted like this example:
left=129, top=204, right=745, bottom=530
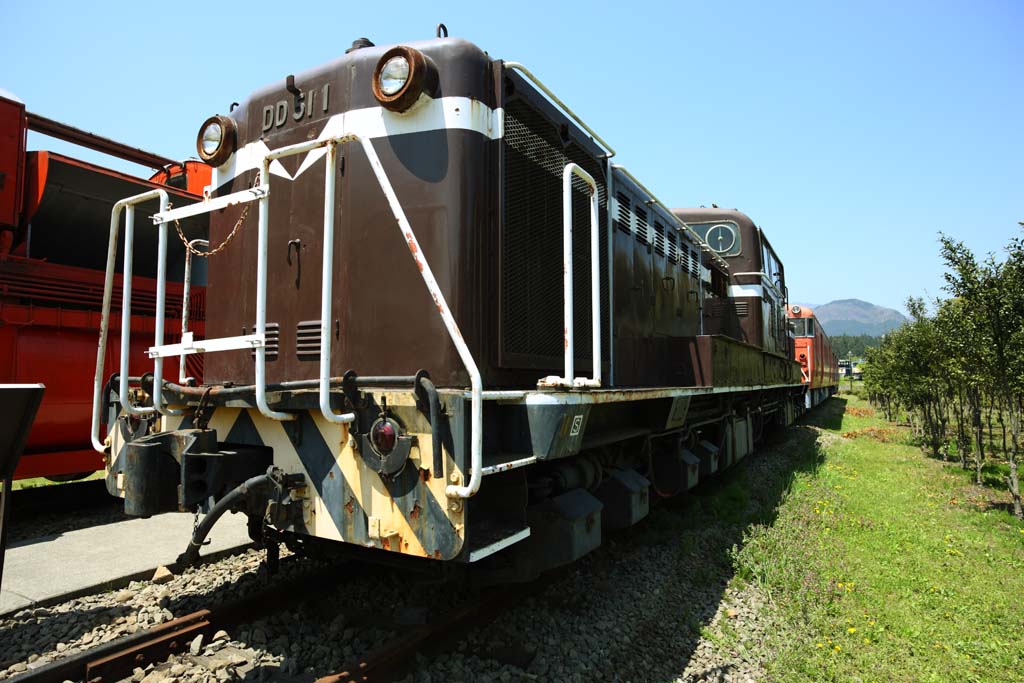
left=635, top=208, right=648, bottom=244
left=653, top=222, right=666, bottom=257
left=251, top=322, right=279, bottom=361
left=296, top=320, right=321, bottom=361
left=616, top=193, right=632, bottom=235
left=705, top=300, right=750, bottom=318
left=500, top=98, right=609, bottom=366
left=666, top=231, right=678, bottom=263
left=689, top=250, right=700, bottom=279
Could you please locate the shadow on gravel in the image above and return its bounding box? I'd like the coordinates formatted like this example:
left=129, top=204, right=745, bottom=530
left=445, top=398, right=846, bottom=683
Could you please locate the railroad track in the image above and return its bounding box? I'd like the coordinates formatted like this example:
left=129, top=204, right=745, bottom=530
left=318, top=581, right=540, bottom=683
left=14, top=560, right=346, bottom=683
left=13, top=560, right=543, bottom=683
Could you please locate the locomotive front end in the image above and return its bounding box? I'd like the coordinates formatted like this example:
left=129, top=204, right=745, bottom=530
left=98, top=36, right=504, bottom=563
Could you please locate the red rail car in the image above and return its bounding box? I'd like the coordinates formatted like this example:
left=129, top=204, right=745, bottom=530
left=787, top=304, right=838, bottom=409
left=0, top=93, right=209, bottom=480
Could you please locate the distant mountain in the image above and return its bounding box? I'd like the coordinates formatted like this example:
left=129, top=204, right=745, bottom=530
left=808, top=299, right=907, bottom=336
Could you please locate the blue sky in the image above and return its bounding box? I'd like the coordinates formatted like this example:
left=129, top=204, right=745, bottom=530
left=3, top=0, right=1020, bottom=312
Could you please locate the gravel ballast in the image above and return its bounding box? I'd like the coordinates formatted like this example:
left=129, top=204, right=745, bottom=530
left=2, top=427, right=818, bottom=682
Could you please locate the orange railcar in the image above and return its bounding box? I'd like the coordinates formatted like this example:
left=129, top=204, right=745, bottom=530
left=0, top=93, right=209, bottom=479
left=787, top=305, right=838, bottom=409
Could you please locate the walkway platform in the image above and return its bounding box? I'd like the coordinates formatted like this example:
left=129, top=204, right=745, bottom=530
left=0, top=511, right=251, bottom=616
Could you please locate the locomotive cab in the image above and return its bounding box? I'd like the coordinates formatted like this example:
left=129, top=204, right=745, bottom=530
left=673, top=208, right=790, bottom=357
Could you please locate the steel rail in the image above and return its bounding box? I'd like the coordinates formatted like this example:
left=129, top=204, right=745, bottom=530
left=315, top=581, right=543, bottom=683
left=14, top=561, right=349, bottom=683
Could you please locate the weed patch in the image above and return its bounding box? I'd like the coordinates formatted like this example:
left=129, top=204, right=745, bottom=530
left=730, top=395, right=1024, bottom=683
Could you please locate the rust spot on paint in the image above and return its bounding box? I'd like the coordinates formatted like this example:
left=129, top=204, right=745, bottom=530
left=344, top=497, right=354, bottom=514
left=419, top=468, right=431, bottom=482
left=382, top=538, right=391, bottom=550
left=328, top=470, right=335, bottom=479
left=564, top=328, right=570, bottom=350
left=434, top=550, right=442, bottom=560
left=410, top=503, right=422, bottom=520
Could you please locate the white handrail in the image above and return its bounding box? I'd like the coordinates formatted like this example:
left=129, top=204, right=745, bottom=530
left=124, top=132, right=484, bottom=497
left=539, top=163, right=601, bottom=389
left=179, top=239, right=208, bottom=384
left=118, top=202, right=152, bottom=417
left=91, top=189, right=168, bottom=453
left=354, top=135, right=483, bottom=498
left=504, top=62, right=616, bottom=159
left=318, top=140, right=356, bottom=425
left=254, top=160, right=293, bottom=422
left=151, top=192, right=181, bottom=417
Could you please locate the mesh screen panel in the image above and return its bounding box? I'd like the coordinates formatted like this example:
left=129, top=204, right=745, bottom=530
left=501, top=99, right=609, bottom=365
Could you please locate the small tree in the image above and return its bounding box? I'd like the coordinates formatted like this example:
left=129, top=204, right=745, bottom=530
left=941, top=234, right=1023, bottom=519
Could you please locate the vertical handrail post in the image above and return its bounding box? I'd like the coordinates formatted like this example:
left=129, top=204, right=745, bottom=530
left=255, top=161, right=293, bottom=422
left=319, top=140, right=356, bottom=425
left=92, top=202, right=126, bottom=452
left=118, top=205, right=153, bottom=417
left=588, top=177, right=601, bottom=387
left=151, top=193, right=182, bottom=415
left=540, top=163, right=601, bottom=389
left=179, top=239, right=208, bottom=384
left=562, top=165, right=575, bottom=384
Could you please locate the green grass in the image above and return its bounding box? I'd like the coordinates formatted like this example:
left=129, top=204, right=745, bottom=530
left=733, top=395, right=1024, bottom=683
left=9, top=471, right=103, bottom=491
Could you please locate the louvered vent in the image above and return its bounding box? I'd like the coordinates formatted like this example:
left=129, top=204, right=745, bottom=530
left=666, top=231, right=678, bottom=263
left=635, top=208, right=648, bottom=244
left=653, top=222, right=666, bottom=257
left=706, top=300, right=750, bottom=318
left=296, top=320, right=321, bottom=361
left=689, top=250, right=700, bottom=279
left=500, top=98, right=609, bottom=366
left=251, top=323, right=279, bottom=361
left=616, top=193, right=631, bottom=235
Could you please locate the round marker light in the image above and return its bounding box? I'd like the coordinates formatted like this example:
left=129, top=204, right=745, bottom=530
left=378, top=56, right=410, bottom=96
left=195, top=114, right=237, bottom=166
left=371, top=46, right=434, bottom=112
left=371, top=419, right=398, bottom=455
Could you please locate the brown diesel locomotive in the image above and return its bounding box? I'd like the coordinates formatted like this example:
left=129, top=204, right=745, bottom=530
left=93, top=31, right=816, bottom=578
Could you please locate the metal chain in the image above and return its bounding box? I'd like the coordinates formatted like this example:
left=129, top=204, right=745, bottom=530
left=170, top=174, right=260, bottom=258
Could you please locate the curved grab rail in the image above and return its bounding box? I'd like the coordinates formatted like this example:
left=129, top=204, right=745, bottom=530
left=504, top=62, right=616, bottom=159
left=91, top=189, right=168, bottom=453
left=539, top=163, right=602, bottom=389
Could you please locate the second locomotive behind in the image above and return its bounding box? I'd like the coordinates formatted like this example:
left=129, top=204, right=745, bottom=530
left=93, top=30, right=828, bottom=579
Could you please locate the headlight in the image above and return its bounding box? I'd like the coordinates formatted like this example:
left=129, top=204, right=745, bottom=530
left=371, top=46, right=434, bottom=112
left=378, top=56, right=410, bottom=95
left=195, top=114, right=237, bottom=166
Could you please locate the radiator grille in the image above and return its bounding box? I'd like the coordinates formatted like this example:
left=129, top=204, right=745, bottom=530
left=296, top=320, right=321, bottom=361
left=501, top=99, right=609, bottom=365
